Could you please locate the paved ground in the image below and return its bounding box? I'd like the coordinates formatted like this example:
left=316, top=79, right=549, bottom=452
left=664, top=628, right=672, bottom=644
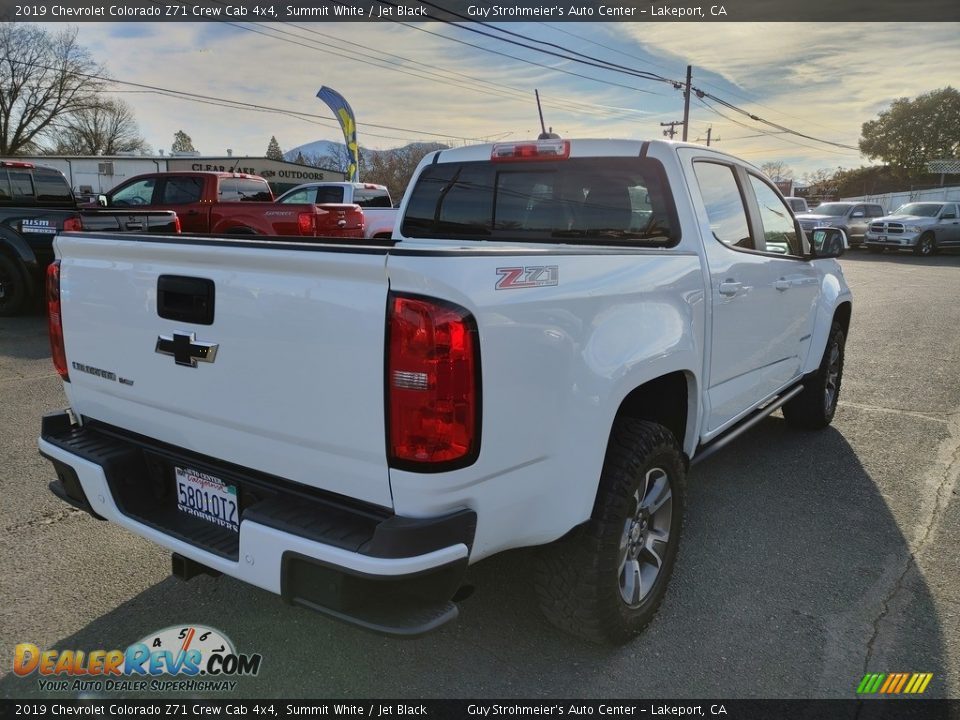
left=1, top=251, right=958, bottom=700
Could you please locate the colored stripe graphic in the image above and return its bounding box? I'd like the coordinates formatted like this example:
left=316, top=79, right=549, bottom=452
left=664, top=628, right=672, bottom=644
left=858, top=672, right=932, bottom=694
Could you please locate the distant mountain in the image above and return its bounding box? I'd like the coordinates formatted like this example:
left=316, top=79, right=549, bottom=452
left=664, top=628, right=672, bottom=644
left=285, top=140, right=449, bottom=163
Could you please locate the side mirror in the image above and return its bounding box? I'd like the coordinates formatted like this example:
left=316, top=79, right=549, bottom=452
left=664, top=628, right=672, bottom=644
left=97, top=194, right=108, bottom=207
left=810, top=227, right=846, bottom=258
left=851, top=211, right=864, bottom=218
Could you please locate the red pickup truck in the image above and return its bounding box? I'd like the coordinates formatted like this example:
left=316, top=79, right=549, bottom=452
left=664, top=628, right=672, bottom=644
left=99, top=172, right=363, bottom=238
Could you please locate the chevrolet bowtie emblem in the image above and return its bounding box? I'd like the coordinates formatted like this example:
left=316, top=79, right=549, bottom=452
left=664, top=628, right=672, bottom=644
left=155, top=332, right=219, bottom=368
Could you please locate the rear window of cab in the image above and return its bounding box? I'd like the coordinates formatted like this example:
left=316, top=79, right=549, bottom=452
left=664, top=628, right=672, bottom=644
left=401, top=157, right=679, bottom=246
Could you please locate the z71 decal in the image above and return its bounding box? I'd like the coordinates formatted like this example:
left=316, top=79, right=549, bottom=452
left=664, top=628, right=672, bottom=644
left=495, top=265, right=559, bottom=290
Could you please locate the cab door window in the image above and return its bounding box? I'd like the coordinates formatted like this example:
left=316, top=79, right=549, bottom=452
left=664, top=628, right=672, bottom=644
left=747, top=174, right=802, bottom=256
left=111, top=178, right=156, bottom=206
left=692, top=161, right=753, bottom=250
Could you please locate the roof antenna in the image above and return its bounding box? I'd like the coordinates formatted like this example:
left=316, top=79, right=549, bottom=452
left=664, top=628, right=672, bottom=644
left=535, top=90, right=560, bottom=139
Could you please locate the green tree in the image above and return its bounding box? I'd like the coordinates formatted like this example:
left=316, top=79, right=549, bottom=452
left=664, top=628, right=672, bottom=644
left=266, top=136, right=284, bottom=160
left=859, top=87, right=960, bottom=177
left=0, top=24, right=106, bottom=155
left=171, top=130, right=196, bottom=154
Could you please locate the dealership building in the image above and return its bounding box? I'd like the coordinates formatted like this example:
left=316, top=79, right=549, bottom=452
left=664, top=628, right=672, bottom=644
left=5, top=152, right=346, bottom=197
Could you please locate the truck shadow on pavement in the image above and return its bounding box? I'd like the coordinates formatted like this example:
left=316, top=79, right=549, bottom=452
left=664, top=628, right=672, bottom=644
left=1, top=418, right=950, bottom=700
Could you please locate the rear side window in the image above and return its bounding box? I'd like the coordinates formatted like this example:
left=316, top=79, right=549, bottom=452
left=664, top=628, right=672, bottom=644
left=867, top=205, right=885, bottom=217
left=316, top=186, right=344, bottom=204
left=8, top=170, right=34, bottom=200
left=161, top=177, right=204, bottom=204
left=0, top=171, right=10, bottom=200
left=354, top=188, right=392, bottom=207
left=34, top=171, right=72, bottom=202
left=401, top=157, right=678, bottom=245
left=235, top=178, right=272, bottom=201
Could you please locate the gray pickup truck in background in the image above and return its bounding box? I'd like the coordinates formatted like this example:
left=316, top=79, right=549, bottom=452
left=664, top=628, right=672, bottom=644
left=864, top=201, right=960, bottom=256
left=796, top=202, right=886, bottom=248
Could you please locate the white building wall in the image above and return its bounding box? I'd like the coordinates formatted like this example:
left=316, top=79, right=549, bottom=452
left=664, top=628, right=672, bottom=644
left=841, top=185, right=960, bottom=212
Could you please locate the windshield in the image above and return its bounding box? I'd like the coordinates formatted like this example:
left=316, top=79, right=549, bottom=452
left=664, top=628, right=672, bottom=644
left=808, top=203, right=850, bottom=217
left=893, top=203, right=943, bottom=217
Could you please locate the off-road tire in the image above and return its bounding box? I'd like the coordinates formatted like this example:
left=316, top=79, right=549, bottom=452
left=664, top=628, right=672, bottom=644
left=535, top=419, right=686, bottom=644
left=913, top=233, right=936, bottom=256
left=0, top=254, right=28, bottom=317
left=783, top=321, right=845, bottom=430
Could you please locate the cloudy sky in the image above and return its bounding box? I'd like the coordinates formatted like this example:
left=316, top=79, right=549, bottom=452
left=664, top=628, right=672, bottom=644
left=72, top=21, right=959, bottom=177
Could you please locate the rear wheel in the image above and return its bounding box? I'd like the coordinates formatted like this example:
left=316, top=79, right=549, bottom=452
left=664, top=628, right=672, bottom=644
left=783, top=321, right=845, bottom=430
left=0, top=254, right=28, bottom=317
left=914, top=233, right=936, bottom=256
left=535, top=419, right=685, bottom=644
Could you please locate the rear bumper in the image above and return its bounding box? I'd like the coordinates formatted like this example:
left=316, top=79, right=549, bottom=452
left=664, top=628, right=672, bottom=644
left=39, top=411, right=474, bottom=636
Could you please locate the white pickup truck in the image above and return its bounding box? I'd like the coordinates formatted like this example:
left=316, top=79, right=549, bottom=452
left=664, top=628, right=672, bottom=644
left=39, top=139, right=851, bottom=643
left=275, top=181, right=398, bottom=239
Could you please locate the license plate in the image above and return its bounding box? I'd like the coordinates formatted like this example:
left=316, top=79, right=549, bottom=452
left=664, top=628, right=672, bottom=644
left=879, top=235, right=887, bottom=241
left=175, top=466, right=239, bottom=532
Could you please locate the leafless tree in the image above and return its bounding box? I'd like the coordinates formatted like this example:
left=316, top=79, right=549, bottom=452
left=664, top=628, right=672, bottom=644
left=48, top=99, right=148, bottom=155
left=0, top=24, right=106, bottom=155
left=760, top=160, right=795, bottom=182
left=364, top=144, right=446, bottom=200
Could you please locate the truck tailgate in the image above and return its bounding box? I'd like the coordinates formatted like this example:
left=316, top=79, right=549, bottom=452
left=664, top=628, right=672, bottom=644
left=56, top=234, right=393, bottom=507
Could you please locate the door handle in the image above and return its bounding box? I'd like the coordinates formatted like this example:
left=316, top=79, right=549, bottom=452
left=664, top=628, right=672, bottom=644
left=774, top=278, right=791, bottom=291
left=718, top=280, right=742, bottom=297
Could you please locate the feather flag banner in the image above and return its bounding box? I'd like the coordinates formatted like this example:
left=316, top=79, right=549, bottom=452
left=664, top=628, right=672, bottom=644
left=316, top=86, right=360, bottom=182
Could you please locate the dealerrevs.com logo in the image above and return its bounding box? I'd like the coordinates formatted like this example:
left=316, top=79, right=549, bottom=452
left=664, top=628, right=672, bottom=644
left=14, top=625, right=262, bottom=693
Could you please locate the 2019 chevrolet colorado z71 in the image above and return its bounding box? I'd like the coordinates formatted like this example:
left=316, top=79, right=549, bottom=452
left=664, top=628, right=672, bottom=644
left=40, top=139, right=850, bottom=643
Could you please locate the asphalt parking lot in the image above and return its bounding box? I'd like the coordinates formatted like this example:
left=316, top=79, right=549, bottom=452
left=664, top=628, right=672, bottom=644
left=1, top=250, right=958, bottom=700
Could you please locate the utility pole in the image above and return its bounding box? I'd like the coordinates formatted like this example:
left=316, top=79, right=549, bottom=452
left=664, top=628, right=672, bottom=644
left=695, top=127, right=719, bottom=146
left=681, top=64, right=692, bottom=142
left=660, top=121, right=683, bottom=139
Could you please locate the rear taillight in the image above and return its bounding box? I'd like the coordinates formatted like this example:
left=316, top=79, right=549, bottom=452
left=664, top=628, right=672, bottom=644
left=298, top=212, right=316, bottom=235
left=387, top=294, right=480, bottom=469
left=62, top=217, right=82, bottom=232
left=173, top=216, right=182, bottom=234
left=46, top=261, right=68, bottom=381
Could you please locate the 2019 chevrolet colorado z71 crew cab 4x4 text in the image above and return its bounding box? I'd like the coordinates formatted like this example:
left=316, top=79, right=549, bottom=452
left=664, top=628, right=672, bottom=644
left=40, top=139, right=850, bottom=643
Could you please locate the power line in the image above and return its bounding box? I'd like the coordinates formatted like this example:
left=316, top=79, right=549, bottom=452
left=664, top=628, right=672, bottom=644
left=538, top=22, right=852, bottom=135
left=695, top=96, right=860, bottom=157
left=3, top=57, right=494, bottom=143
